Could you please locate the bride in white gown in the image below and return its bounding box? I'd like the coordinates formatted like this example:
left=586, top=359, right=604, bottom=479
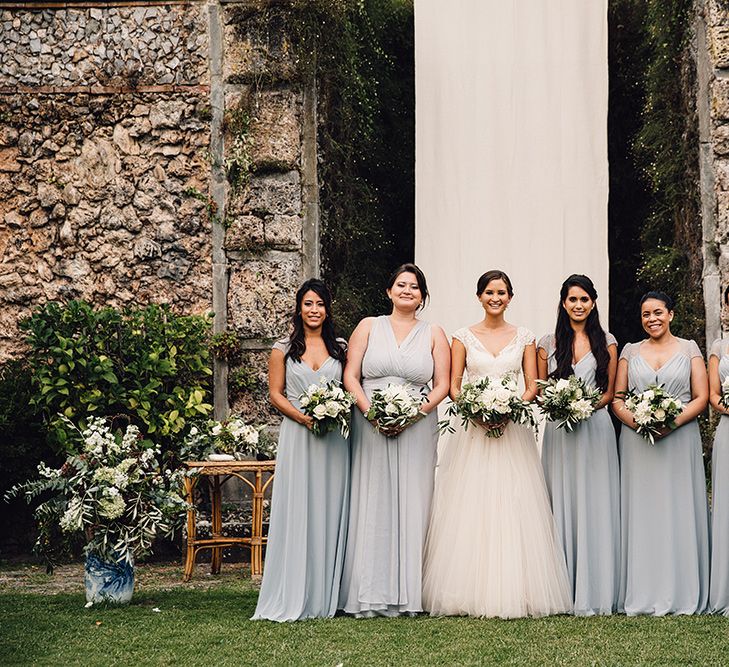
left=423, top=270, right=572, bottom=618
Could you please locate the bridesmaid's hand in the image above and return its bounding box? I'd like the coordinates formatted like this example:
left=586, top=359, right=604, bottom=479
left=298, top=414, right=315, bottom=430
left=653, top=424, right=674, bottom=440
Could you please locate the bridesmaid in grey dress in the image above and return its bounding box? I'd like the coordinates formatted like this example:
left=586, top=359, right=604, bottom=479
left=708, top=287, right=729, bottom=615
left=339, top=263, right=450, bottom=616
left=612, top=291, right=709, bottom=616
left=252, top=279, right=350, bottom=622
left=537, top=274, right=619, bottom=615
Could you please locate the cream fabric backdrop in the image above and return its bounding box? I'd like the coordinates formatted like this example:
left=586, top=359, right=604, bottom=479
left=415, top=0, right=609, bottom=340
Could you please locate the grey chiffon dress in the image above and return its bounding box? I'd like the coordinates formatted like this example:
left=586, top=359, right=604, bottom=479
left=709, top=338, right=729, bottom=615
left=618, top=338, right=710, bottom=616
left=338, top=316, right=439, bottom=616
left=539, top=333, right=620, bottom=615
left=252, top=339, right=350, bottom=622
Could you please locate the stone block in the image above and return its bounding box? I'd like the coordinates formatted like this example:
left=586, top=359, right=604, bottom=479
left=712, top=78, right=729, bottom=120
left=265, top=214, right=301, bottom=249
left=716, top=191, right=729, bottom=242
left=230, top=350, right=278, bottom=424
left=710, top=24, right=729, bottom=69
left=225, top=214, right=264, bottom=249
left=249, top=89, right=300, bottom=170
left=233, top=171, right=301, bottom=217
left=223, top=18, right=297, bottom=84
left=228, top=253, right=302, bottom=338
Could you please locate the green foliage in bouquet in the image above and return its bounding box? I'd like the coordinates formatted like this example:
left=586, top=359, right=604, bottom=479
left=20, top=300, right=213, bottom=453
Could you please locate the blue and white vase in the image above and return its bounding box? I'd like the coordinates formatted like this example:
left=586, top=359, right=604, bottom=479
left=84, top=552, right=135, bottom=604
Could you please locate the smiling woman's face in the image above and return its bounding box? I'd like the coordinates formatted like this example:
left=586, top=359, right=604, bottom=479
left=641, top=297, right=673, bottom=339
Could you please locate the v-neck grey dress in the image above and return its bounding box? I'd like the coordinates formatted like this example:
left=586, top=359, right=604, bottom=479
left=252, top=338, right=350, bottom=622
left=709, top=338, right=729, bottom=615
left=339, top=316, right=438, bottom=616
left=538, top=333, right=620, bottom=616
left=618, top=338, right=709, bottom=616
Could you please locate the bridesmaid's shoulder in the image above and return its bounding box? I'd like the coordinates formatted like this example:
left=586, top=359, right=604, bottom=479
left=537, top=332, right=555, bottom=351
left=604, top=330, right=618, bottom=347
left=709, top=337, right=729, bottom=359
left=272, top=336, right=291, bottom=355
left=352, top=316, right=379, bottom=333
left=675, top=336, right=703, bottom=359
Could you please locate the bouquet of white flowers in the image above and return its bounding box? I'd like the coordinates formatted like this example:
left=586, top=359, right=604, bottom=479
left=211, top=417, right=265, bottom=456
left=299, top=379, right=356, bottom=438
left=365, top=383, right=427, bottom=435
left=536, top=375, right=602, bottom=431
left=442, top=374, right=537, bottom=438
left=720, top=376, right=729, bottom=411
left=620, top=384, right=683, bottom=444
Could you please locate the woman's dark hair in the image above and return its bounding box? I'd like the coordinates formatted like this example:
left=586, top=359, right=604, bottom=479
left=552, top=274, right=610, bottom=392
left=724, top=285, right=729, bottom=306
left=286, top=279, right=346, bottom=364
left=640, top=290, right=674, bottom=311
left=476, top=270, right=514, bottom=297
left=387, top=263, right=429, bottom=308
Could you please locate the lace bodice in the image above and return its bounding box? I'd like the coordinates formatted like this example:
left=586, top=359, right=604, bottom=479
left=453, top=326, right=535, bottom=381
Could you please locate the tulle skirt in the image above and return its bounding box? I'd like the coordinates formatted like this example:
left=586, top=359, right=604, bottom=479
left=423, top=421, right=572, bottom=618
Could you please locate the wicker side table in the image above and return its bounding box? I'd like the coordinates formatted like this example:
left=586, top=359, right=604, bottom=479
left=182, top=460, right=276, bottom=581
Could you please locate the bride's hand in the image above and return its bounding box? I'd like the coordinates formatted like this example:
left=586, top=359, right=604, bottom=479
left=471, top=415, right=509, bottom=436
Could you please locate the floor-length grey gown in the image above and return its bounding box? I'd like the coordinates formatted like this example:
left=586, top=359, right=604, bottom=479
left=338, top=316, right=438, bottom=616
left=709, top=338, right=729, bottom=615
left=539, top=333, right=620, bottom=616
left=618, top=338, right=709, bottom=616
left=252, top=339, right=350, bottom=622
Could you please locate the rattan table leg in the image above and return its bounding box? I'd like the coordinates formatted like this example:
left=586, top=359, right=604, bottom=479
left=251, top=469, right=264, bottom=577
left=183, top=476, right=197, bottom=582
left=211, top=475, right=223, bottom=574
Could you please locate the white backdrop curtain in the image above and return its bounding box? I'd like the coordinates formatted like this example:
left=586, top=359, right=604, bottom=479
left=414, top=0, right=609, bottom=340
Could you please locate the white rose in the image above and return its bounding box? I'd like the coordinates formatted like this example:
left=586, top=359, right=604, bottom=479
left=313, top=404, right=328, bottom=418
left=643, top=389, right=655, bottom=401
left=324, top=401, right=340, bottom=418
left=653, top=408, right=666, bottom=422
left=494, top=387, right=513, bottom=403
left=299, top=395, right=310, bottom=407
left=555, top=378, right=571, bottom=392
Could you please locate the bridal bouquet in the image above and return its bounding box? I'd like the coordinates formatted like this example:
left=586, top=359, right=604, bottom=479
left=299, top=379, right=356, bottom=438
left=211, top=417, right=265, bottom=457
left=620, top=384, right=683, bottom=444
left=536, top=375, right=602, bottom=431
left=365, top=383, right=427, bottom=434
left=720, top=376, right=729, bottom=410
left=442, top=374, right=537, bottom=438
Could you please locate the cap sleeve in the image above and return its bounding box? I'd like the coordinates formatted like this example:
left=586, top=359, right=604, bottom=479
left=452, top=327, right=468, bottom=344
left=272, top=338, right=291, bottom=354
left=519, top=327, right=536, bottom=346
left=619, top=342, right=636, bottom=362
left=684, top=338, right=703, bottom=360
left=605, top=331, right=618, bottom=347
left=537, top=333, right=555, bottom=357
left=335, top=337, right=348, bottom=353
left=710, top=338, right=726, bottom=359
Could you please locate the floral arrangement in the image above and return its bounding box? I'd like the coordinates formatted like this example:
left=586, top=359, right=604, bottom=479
left=720, top=376, right=729, bottom=411
left=365, top=383, right=426, bottom=434
left=620, top=384, right=683, bottom=444
left=536, top=375, right=602, bottom=431
left=299, top=379, right=356, bottom=438
left=181, top=417, right=276, bottom=461
left=6, top=417, right=189, bottom=567
left=442, top=374, right=537, bottom=438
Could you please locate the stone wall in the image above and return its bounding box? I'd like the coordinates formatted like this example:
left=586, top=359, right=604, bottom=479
left=699, top=0, right=729, bottom=340
left=0, top=1, right=318, bottom=424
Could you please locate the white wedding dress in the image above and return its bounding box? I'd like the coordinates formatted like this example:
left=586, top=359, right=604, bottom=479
left=423, top=326, right=572, bottom=618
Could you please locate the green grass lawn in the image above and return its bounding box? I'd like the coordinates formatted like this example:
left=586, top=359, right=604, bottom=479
left=1, top=564, right=729, bottom=666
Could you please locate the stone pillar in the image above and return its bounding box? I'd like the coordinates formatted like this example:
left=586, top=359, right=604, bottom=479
left=220, top=1, right=319, bottom=423
left=699, top=0, right=729, bottom=340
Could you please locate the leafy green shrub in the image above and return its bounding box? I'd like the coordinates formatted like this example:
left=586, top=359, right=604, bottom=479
left=209, top=330, right=243, bottom=365
left=0, top=358, right=51, bottom=555
left=20, top=301, right=213, bottom=453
